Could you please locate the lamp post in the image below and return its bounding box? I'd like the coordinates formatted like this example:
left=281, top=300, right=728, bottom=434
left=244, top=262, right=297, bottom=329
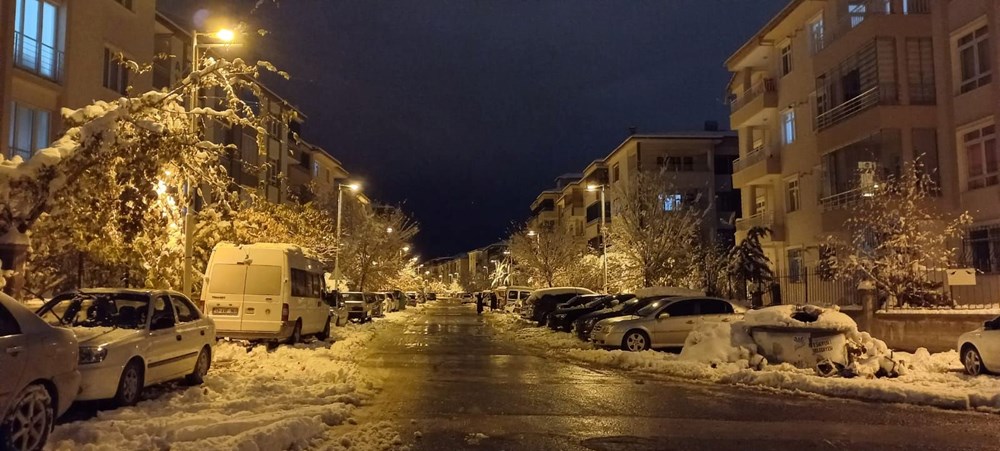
left=182, top=27, right=237, bottom=297
left=587, top=184, right=608, bottom=293
left=333, top=182, right=361, bottom=290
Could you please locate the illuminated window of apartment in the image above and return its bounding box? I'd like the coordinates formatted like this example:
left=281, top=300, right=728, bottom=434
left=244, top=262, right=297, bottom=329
left=787, top=249, right=805, bottom=282
left=312, top=160, right=320, bottom=177
left=13, top=0, right=63, bottom=80
left=781, top=109, right=796, bottom=145
left=8, top=102, right=50, bottom=160
left=956, top=26, right=991, bottom=94
left=964, top=123, right=998, bottom=190
left=848, top=2, right=867, bottom=28
left=808, top=14, right=825, bottom=54
left=786, top=178, right=800, bottom=212
left=103, top=48, right=130, bottom=95
left=662, top=193, right=682, bottom=212
left=779, top=42, right=792, bottom=76
left=612, top=163, right=620, bottom=183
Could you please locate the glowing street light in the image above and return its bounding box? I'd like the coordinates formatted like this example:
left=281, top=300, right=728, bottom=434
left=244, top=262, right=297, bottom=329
left=333, top=181, right=363, bottom=290
left=214, top=28, right=236, bottom=42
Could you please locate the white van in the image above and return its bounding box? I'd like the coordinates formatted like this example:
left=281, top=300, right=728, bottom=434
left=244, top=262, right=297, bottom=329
left=202, top=243, right=331, bottom=344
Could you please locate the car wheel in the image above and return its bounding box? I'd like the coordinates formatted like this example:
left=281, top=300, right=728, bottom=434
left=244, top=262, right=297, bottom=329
left=114, top=360, right=145, bottom=406
left=2, top=384, right=54, bottom=451
left=316, top=317, right=331, bottom=341
left=537, top=313, right=548, bottom=327
left=621, top=330, right=650, bottom=352
left=286, top=320, right=303, bottom=345
left=962, top=345, right=987, bottom=376
left=186, top=347, right=212, bottom=385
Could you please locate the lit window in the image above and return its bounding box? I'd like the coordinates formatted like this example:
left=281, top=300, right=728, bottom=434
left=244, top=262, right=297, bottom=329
left=964, top=124, right=998, bottom=190
left=956, top=26, right=991, bottom=94
left=808, top=14, right=825, bottom=53
left=848, top=1, right=867, bottom=28
left=13, top=0, right=63, bottom=80
left=312, top=161, right=320, bottom=177
left=612, top=163, right=620, bottom=183
left=8, top=102, right=50, bottom=160
left=662, top=193, right=682, bottom=211
left=781, top=109, right=796, bottom=145
left=786, top=178, right=800, bottom=212
left=780, top=43, right=792, bottom=76
left=103, top=48, right=130, bottom=95
left=788, top=249, right=805, bottom=283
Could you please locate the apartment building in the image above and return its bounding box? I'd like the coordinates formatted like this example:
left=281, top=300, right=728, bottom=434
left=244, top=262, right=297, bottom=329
left=727, top=0, right=939, bottom=281
left=931, top=0, right=1000, bottom=275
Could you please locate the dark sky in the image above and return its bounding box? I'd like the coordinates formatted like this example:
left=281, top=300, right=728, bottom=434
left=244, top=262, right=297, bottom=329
left=161, top=0, right=787, bottom=259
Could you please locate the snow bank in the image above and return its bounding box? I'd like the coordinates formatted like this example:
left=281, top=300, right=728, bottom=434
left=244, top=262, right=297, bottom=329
left=48, top=308, right=422, bottom=451
left=742, top=304, right=856, bottom=332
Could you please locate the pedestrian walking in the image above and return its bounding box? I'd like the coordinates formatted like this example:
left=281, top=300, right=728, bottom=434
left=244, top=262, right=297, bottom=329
left=476, top=292, right=484, bottom=315
left=489, top=292, right=498, bottom=311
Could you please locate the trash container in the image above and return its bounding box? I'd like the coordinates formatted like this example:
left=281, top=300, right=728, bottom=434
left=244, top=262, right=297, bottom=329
left=748, top=326, right=849, bottom=369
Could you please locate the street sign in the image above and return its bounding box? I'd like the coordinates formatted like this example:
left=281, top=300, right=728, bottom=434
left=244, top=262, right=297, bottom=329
left=946, top=268, right=976, bottom=286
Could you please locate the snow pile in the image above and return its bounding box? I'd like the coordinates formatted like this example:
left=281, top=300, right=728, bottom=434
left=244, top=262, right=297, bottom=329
left=48, top=309, right=419, bottom=450
left=679, top=322, right=760, bottom=367
left=742, top=304, right=856, bottom=332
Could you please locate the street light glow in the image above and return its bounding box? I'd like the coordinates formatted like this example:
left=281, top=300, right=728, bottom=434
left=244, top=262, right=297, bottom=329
left=387, top=227, right=394, bottom=233
left=214, top=29, right=236, bottom=42
left=402, top=245, right=410, bottom=252
left=527, top=230, right=537, bottom=237
left=346, top=183, right=361, bottom=191
left=586, top=184, right=600, bottom=191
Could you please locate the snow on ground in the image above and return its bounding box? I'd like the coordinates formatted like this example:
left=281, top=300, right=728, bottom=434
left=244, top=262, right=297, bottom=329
left=487, top=309, right=1000, bottom=413
left=47, top=307, right=423, bottom=451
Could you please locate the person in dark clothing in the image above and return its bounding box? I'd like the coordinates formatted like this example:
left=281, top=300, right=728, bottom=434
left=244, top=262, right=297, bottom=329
left=489, top=292, right=498, bottom=311
left=476, top=293, right=484, bottom=315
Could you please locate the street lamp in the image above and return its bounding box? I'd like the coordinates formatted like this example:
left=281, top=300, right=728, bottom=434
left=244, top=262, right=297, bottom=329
left=387, top=227, right=394, bottom=234
left=182, top=26, right=239, bottom=297
left=587, top=184, right=609, bottom=293
left=333, top=182, right=362, bottom=290
left=402, top=245, right=410, bottom=252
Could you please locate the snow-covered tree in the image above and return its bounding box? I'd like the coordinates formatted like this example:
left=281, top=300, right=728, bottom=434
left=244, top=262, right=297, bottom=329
left=335, top=201, right=419, bottom=291
left=607, top=170, right=707, bottom=288
left=822, top=161, right=972, bottom=307
left=728, top=226, right=774, bottom=307
left=509, top=225, right=587, bottom=288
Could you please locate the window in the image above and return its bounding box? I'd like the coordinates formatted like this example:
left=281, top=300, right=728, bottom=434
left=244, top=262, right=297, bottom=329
left=268, top=158, right=280, bottom=186
left=171, top=295, right=200, bottom=323
left=906, top=38, right=935, bottom=104
left=103, top=48, right=130, bottom=95
left=809, top=14, right=825, bottom=53
left=780, top=42, right=792, bottom=76
left=0, top=304, right=21, bottom=337
left=115, top=0, right=133, bottom=10
left=612, top=163, right=620, bottom=183
left=788, top=249, right=805, bottom=282
left=848, top=1, right=867, bottom=28
left=786, top=178, right=800, bottom=212
left=208, top=264, right=247, bottom=294
left=13, top=0, right=62, bottom=79
left=755, top=194, right=767, bottom=215
left=698, top=299, right=734, bottom=315
left=312, top=161, right=320, bottom=177
left=957, top=26, right=992, bottom=94
left=964, top=124, right=998, bottom=190
left=245, top=265, right=282, bottom=296
left=8, top=102, right=50, bottom=160
left=662, top=193, right=682, bottom=211
left=966, top=227, right=1000, bottom=274
left=781, top=109, right=796, bottom=145
left=664, top=300, right=697, bottom=317
left=657, top=156, right=695, bottom=171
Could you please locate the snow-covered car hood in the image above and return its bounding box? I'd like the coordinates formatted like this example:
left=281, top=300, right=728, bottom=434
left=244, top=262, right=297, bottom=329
left=596, top=315, right=642, bottom=328
left=71, top=326, right=142, bottom=346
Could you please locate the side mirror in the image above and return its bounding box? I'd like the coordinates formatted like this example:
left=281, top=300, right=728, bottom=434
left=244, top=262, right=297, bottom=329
left=151, top=316, right=175, bottom=330
left=657, top=312, right=670, bottom=319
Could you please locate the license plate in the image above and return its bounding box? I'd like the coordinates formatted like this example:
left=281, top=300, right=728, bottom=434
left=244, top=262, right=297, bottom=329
left=212, top=307, right=238, bottom=315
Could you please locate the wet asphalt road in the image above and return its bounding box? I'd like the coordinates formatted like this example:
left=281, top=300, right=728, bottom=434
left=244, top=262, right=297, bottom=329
left=355, top=299, right=1000, bottom=451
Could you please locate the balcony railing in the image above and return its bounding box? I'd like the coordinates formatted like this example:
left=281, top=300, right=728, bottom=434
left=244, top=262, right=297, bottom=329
left=733, top=145, right=777, bottom=173
left=815, top=83, right=897, bottom=131
left=813, top=1, right=928, bottom=54
left=819, top=188, right=865, bottom=209
left=735, top=211, right=774, bottom=231
left=730, top=78, right=776, bottom=113
left=13, top=31, right=64, bottom=82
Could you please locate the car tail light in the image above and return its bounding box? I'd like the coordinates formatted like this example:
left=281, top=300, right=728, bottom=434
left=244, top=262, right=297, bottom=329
left=281, top=303, right=289, bottom=321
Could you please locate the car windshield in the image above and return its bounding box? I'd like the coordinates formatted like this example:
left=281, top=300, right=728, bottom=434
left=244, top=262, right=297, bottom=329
left=635, top=299, right=670, bottom=317
left=583, top=296, right=612, bottom=309
left=38, top=292, right=150, bottom=330
left=343, top=293, right=365, bottom=302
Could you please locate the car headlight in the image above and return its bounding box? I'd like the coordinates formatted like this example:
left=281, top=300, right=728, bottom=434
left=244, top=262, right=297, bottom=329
left=79, top=346, right=108, bottom=365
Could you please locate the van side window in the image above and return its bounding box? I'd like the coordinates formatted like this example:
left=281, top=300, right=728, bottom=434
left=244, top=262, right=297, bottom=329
left=311, top=274, right=322, bottom=298
left=291, top=269, right=307, bottom=297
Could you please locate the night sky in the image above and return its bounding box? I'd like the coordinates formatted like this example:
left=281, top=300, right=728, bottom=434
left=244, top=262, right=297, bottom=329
left=161, top=0, right=788, bottom=259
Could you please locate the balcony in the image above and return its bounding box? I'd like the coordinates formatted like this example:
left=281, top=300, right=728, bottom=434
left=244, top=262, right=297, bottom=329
left=736, top=211, right=784, bottom=240
left=815, top=83, right=897, bottom=131
left=13, top=31, right=63, bottom=82
left=812, top=1, right=930, bottom=55
left=729, top=78, right=777, bottom=126
left=733, top=145, right=781, bottom=187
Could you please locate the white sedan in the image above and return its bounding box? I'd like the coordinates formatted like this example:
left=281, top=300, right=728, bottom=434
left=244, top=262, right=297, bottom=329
left=957, top=316, right=1000, bottom=376
left=592, top=296, right=745, bottom=351
left=37, top=289, right=215, bottom=406
left=1, top=293, right=80, bottom=451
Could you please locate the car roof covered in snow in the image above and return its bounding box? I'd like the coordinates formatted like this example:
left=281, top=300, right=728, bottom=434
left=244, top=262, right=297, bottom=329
left=634, top=286, right=705, bottom=299
left=530, top=287, right=595, bottom=297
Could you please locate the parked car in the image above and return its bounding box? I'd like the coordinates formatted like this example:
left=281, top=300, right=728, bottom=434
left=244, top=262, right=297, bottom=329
left=203, top=243, right=331, bottom=344
left=390, top=289, right=407, bottom=311
left=323, top=291, right=348, bottom=327
left=404, top=292, right=418, bottom=306
left=459, top=293, right=474, bottom=304
left=958, top=316, right=1000, bottom=376
left=548, top=294, right=632, bottom=332
left=372, top=293, right=387, bottom=317
left=426, top=292, right=438, bottom=301
left=574, top=295, right=662, bottom=341
left=592, top=296, right=744, bottom=352
left=36, top=289, right=215, bottom=406
left=382, top=292, right=398, bottom=314
left=342, top=292, right=374, bottom=322
left=1, top=293, right=80, bottom=451
left=520, top=287, right=595, bottom=326
left=496, top=286, right=533, bottom=311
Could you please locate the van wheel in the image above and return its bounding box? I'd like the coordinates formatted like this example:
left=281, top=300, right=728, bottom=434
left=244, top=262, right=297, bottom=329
left=286, top=320, right=302, bottom=345
left=186, top=347, right=212, bottom=385
left=316, top=317, right=331, bottom=341
left=114, top=360, right=145, bottom=406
